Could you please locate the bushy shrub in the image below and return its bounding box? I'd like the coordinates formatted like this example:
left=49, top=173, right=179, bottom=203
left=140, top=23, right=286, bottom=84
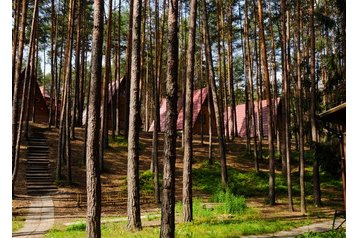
left=212, top=191, right=247, bottom=214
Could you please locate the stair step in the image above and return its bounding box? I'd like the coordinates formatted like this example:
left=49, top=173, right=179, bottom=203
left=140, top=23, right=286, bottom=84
left=27, top=161, right=49, bottom=164
left=27, top=178, right=52, bottom=181
left=27, top=189, right=57, bottom=195
left=26, top=173, right=51, bottom=176
left=27, top=184, right=57, bottom=189
left=26, top=181, right=56, bottom=188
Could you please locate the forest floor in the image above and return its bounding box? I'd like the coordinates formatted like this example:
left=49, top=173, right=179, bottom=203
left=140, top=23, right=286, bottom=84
left=12, top=122, right=345, bottom=237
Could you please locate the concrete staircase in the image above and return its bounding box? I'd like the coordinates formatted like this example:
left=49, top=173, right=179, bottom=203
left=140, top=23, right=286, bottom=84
left=26, top=130, right=57, bottom=195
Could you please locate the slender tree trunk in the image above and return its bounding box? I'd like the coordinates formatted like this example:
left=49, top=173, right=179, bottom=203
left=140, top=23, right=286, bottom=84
left=283, top=5, right=293, bottom=212
left=12, top=0, right=21, bottom=89
left=57, top=0, right=75, bottom=181
left=310, top=0, right=321, bottom=207
left=257, top=0, right=275, bottom=205
left=202, top=0, right=228, bottom=187
left=296, top=0, right=306, bottom=214
left=115, top=0, right=121, bottom=135
left=85, top=0, right=104, bottom=237
left=280, top=0, right=287, bottom=177
left=244, top=0, right=258, bottom=171
left=253, top=5, right=263, bottom=162
left=183, top=0, right=197, bottom=223
left=124, top=0, right=134, bottom=138
left=13, top=0, right=39, bottom=193
left=227, top=0, right=236, bottom=139
left=160, top=0, right=179, bottom=236
left=127, top=0, right=143, bottom=231
left=12, top=0, right=28, bottom=164
left=99, top=0, right=113, bottom=171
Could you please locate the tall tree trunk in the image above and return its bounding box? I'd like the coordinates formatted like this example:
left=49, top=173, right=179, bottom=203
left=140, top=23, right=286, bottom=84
left=202, top=0, right=228, bottom=187
left=310, top=0, right=321, bottom=207
left=48, top=0, right=57, bottom=129
left=257, top=0, right=275, bottom=205
left=115, top=0, right=121, bottom=135
left=160, top=0, right=179, bottom=236
left=253, top=5, right=263, bottom=162
left=12, top=0, right=21, bottom=89
left=284, top=4, right=293, bottom=212
left=12, top=0, right=28, bottom=165
left=227, top=0, right=236, bottom=139
left=85, top=0, right=104, bottom=236
left=99, top=0, right=113, bottom=171
left=127, top=0, right=142, bottom=231
left=57, top=0, right=75, bottom=181
left=280, top=0, right=287, bottom=177
left=152, top=0, right=167, bottom=204
left=296, top=0, right=306, bottom=214
left=13, top=0, right=39, bottom=194
left=244, top=0, right=258, bottom=171
left=183, top=0, right=197, bottom=223
left=124, top=0, right=134, bottom=138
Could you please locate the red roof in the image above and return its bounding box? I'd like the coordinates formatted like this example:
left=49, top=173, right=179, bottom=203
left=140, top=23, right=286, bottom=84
left=148, top=88, right=207, bottom=132
left=177, top=87, right=209, bottom=130
left=39, top=86, right=50, bottom=99
left=224, top=98, right=280, bottom=138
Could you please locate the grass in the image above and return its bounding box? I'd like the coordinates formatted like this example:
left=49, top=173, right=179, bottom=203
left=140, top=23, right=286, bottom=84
left=109, top=135, right=144, bottom=151
left=45, top=197, right=312, bottom=238
left=45, top=149, right=342, bottom=237
left=12, top=216, right=25, bottom=232
left=297, top=228, right=345, bottom=238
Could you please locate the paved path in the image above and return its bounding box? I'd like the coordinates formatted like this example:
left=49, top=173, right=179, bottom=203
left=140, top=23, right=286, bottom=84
left=242, top=218, right=345, bottom=238
left=13, top=197, right=54, bottom=238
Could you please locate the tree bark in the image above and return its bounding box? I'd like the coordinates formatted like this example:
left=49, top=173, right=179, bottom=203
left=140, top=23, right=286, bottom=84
left=99, top=0, right=113, bottom=171
left=310, top=0, right=321, bottom=207
left=257, top=0, right=275, bottom=205
left=183, top=0, right=197, bottom=223
left=160, top=0, right=179, bottom=236
left=13, top=0, right=39, bottom=194
left=244, top=0, right=258, bottom=171
left=202, top=0, right=228, bottom=187
left=85, top=0, right=104, bottom=236
left=12, top=0, right=28, bottom=165
left=124, top=0, right=134, bottom=138
left=127, top=0, right=143, bottom=231
left=296, top=0, right=306, bottom=214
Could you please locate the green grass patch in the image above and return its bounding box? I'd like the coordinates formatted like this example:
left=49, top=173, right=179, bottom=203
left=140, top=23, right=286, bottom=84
left=109, top=135, right=144, bottom=151
left=297, top=228, right=345, bottom=238
left=12, top=216, right=25, bottom=232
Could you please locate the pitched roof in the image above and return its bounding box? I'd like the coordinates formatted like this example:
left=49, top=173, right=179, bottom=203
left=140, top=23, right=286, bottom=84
left=224, top=98, right=280, bottom=138
left=148, top=88, right=207, bottom=132
left=177, top=87, right=209, bottom=130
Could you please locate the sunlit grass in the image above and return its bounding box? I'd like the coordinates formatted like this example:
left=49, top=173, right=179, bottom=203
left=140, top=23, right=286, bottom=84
left=12, top=216, right=25, bottom=232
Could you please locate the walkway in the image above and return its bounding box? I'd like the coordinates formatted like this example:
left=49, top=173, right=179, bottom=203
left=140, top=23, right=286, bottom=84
left=12, top=197, right=54, bottom=238
left=13, top=128, right=57, bottom=237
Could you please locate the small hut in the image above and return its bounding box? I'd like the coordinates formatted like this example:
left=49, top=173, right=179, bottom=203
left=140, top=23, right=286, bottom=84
left=17, top=71, right=49, bottom=123
left=226, top=98, right=280, bottom=138
left=82, top=77, right=127, bottom=130
left=148, top=87, right=217, bottom=134
left=318, top=102, right=346, bottom=207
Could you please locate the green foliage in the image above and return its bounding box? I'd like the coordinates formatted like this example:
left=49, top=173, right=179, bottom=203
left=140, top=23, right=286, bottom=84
left=211, top=191, right=247, bottom=214
left=66, top=222, right=86, bottom=231
left=297, top=229, right=345, bottom=238
left=139, top=170, right=155, bottom=192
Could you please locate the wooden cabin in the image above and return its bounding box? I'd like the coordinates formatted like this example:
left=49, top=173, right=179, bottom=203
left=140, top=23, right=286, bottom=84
left=82, top=77, right=127, bottom=130
left=226, top=98, right=281, bottom=138
left=17, top=71, right=49, bottom=123
left=318, top=102, right=346, bottom=208
left=149, top=87, right=217, bottom=134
